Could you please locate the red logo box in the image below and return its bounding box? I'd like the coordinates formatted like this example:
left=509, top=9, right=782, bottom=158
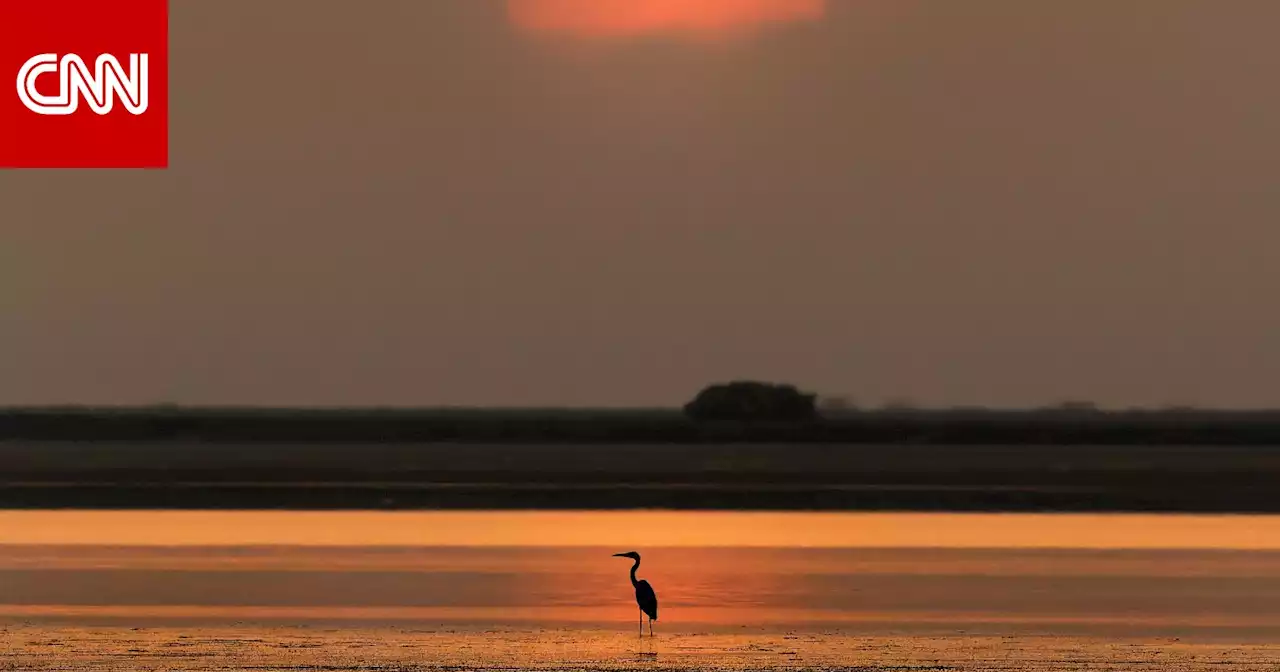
left=0, top=0, right=168, bottom=168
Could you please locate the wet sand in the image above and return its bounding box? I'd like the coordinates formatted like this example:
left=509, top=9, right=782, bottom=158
left=5, top=627, right=1280, bottom=671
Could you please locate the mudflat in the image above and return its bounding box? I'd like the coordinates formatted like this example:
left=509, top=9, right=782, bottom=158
left=6, top=627, right=1280, bottom=671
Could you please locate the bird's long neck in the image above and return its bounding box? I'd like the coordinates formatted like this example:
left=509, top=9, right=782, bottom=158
left=629, top=556, right=640, bottom=587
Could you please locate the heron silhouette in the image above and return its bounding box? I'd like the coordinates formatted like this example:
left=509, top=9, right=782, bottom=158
left=613, top=551, right=658, bottom=636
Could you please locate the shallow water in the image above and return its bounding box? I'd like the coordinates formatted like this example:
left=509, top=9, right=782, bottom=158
left=3, top=544, right=1280, bottom=639
left=6, top=510, right=1280, bottom=549
left=2, top=511, right=1280, bottom=669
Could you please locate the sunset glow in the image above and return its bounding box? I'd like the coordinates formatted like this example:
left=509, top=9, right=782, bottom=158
left=4, top=511, right=1280, bottom=550
left=509, top=0, right=826, bottom=39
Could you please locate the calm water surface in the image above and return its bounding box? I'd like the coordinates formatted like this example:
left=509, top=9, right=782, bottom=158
left=2, top=511, right=1279, bottom=640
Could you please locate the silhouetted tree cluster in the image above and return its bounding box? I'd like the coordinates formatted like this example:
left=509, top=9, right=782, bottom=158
left=682, top=381, right=818, bottom=422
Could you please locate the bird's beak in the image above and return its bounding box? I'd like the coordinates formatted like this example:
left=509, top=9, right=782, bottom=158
left=612, top=553, right=626, bottom=557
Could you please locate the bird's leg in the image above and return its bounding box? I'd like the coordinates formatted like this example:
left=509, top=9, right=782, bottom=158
left=648, top=616, right=653, bottom=637
left=639, top=610, right=643, bottom=636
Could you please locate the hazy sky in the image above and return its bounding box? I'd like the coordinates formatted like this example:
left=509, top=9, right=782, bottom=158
left=5, top=0, right=1279, bottom=408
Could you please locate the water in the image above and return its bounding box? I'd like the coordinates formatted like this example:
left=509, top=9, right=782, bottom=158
left=5, top=511, right=1280, bottom=670
left=1, top=511, right=1279, bottom=637
left=9, top=510, right=1280, bottom=548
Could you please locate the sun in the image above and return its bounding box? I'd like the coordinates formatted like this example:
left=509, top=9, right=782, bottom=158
left=509, top=0, right=827, bottom=40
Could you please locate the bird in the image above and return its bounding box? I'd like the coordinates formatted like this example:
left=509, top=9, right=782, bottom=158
left=613, top=551, right=658, bottom=636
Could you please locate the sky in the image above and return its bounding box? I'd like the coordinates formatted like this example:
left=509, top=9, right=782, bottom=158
left=4, top=0, right=1279, bottom=409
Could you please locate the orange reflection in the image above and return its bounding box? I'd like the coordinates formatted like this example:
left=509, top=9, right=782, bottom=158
left=2, top=511, right=1280, bottom=550
left=509, top=0, right=826, bottom=40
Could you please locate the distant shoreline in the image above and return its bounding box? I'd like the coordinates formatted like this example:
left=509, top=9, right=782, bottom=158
left=5, top=406, right=1280, bottom=444
left=5, top=480, right=1280, bottom=513
left=2, top=433, right=1280, bottom=512
left=6, top=407, right=1280, bottom=513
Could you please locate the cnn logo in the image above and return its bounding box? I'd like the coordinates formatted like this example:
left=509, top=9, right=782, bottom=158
left=17, top=53, right=149, bottom=116
left=1, top=0, right=167, bottom=168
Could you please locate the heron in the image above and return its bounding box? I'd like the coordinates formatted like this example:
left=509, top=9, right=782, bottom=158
left=613, top=551, right=658, bottom=636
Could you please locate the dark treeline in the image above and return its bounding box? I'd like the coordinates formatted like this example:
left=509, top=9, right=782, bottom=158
left=5, top=406, right=1280, bottom=445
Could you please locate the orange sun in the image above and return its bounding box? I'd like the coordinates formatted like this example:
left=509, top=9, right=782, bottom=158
left=509, top=0, right=826, bottom=39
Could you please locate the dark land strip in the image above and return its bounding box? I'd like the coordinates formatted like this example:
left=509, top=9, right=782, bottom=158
left=7, top=406, right=1280, bottom=445
left=3, top=436, right=1280, bottom=511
